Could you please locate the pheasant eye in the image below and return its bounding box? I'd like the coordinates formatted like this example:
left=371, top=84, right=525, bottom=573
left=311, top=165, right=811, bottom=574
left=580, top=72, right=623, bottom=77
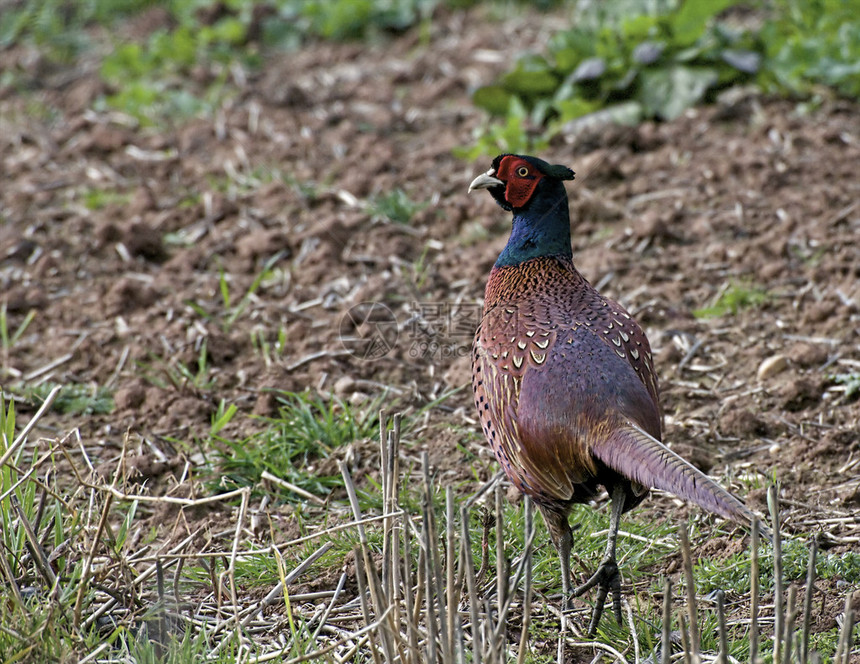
left=517, top=166, right=529, bottom=177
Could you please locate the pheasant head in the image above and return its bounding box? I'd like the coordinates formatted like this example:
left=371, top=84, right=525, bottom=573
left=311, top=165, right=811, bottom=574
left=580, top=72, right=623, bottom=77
left=469, top=154, right=576, bottom=267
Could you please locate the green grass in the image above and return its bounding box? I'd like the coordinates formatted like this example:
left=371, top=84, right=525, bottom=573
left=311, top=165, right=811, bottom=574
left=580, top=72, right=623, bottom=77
left=184, top=251, right=288, bottom=334
left=118, top=629, right=247, bottom=663
left=367, top=188, right=427, bottom=225
left=80, top=187, right=133, bottom=211
left=695, top=538, right=860, bottom=595
left=136, top=346, right=216, bottom=393
left=0, top=304, right=36, bottom=362
left=214, top=390, right=387, bottom=498
left=485, top=496, right=679, bottom=602
left=212, top=387, right=461, bottom=503
left=693, top=280, right=770, bottom=318
left=250, top=324, right=289, bottom=367
left=588, top=531, right=851, bottom=662
left=3, top=382, right=114, bottom=416
left=0, top=397, right=111, bottom=660
left=469, top=492, right=855, bottom=662
left=0, top=391, right=857, bottom=661
left=0, top=392, right=319, bottom=662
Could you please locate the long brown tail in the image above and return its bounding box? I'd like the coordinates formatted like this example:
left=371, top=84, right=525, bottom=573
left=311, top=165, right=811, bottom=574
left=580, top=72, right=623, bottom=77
left=592, top=423, right=770, bottom=538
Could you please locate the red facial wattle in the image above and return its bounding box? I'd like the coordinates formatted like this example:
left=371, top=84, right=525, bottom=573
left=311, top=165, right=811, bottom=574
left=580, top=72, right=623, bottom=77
left=495, top=155, right=544, bottom=209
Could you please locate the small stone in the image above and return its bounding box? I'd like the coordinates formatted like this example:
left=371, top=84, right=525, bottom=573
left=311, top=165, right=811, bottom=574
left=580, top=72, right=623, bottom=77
left=115, top=316, right=130, bottom=336
left=333, top=376, right=356, bottom=396
left=757, top=354, right=788, bottom=381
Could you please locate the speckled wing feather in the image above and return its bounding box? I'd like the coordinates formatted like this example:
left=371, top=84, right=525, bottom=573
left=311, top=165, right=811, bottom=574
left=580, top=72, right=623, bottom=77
left=473, top=257, right=669, bottom=505
left=513, top=320, right=662, bottom=501
left=472, top=303, right=581, bottom=502
left=585, top=292, right=661, bottom=427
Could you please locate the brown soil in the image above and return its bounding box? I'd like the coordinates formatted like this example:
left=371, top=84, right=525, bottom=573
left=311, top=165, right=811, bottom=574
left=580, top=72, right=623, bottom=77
left=1, top=3, right=859, bottom=655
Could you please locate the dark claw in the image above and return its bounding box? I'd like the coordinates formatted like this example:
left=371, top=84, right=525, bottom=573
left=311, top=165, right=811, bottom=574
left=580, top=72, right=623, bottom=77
left=573, top=557, right=622, bottom=635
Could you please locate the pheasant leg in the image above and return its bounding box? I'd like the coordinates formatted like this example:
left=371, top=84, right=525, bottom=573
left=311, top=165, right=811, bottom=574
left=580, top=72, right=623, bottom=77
left=539, top=504, right=575, bottom=608
left=573, top=485, right=626, bottom=634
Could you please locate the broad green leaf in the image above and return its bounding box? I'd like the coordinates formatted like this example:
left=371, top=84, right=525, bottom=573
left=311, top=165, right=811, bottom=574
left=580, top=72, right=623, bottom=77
left=621, top=14, right=660, bottom=42
left=554, top=96, right=602, bottom=122
left=549, top=28, right=597, bottom=73
left=500, top=54, right=558, bottom=97
left=811, top=58, right=860, bottom=94
left=473, top=85, right=515, bottom=116
left=553, top=47, right=586, bottom=74
left=207, top=17, right=248, bottom=46
left=670, top=0, right=737, bottom=47
left=638, top=65, right=718, bottom=120
left=101, top=43, right=148, bottom=81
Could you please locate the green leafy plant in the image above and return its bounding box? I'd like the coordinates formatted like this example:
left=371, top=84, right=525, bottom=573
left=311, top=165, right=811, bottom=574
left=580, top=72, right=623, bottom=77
left=760, top=0, right=860, bottom=97
left=299, top=0, right=428, bottom=40
left=0, top=0, right=153, bottom=61
left=4, top=0, right=445, bottom=127
left=472, top=0, right=756, bottom=128
left=466, top=0, right=860, bottom=157
left=832, top=372, right=860, bottom=401
left=455, top=97, right=549, bottom=162
left=250, top=325, right=288, bottom=367
left=184, top=251, right=286, bottom=334
left=98, top=24, right=236, bottom=126
left=135, top=341, right=216, bottom=394
left=211, top=399, right=238, bottom=436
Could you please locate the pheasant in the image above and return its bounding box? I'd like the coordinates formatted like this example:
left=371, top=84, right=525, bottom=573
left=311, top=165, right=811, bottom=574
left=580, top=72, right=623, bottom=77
left=469, top=154, right=762, bottom=633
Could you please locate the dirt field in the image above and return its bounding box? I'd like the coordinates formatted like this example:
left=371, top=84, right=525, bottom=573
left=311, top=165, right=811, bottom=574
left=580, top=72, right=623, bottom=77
left=1, top=3, right=859, bottom=658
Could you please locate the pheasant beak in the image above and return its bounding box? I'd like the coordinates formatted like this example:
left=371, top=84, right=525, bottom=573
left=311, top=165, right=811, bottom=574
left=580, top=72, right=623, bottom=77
left=468, top=169, right=504, bottom=193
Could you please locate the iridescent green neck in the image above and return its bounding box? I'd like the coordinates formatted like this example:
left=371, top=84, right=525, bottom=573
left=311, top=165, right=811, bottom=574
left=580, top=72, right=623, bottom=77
left=495, top=180, right=572, bottom=267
